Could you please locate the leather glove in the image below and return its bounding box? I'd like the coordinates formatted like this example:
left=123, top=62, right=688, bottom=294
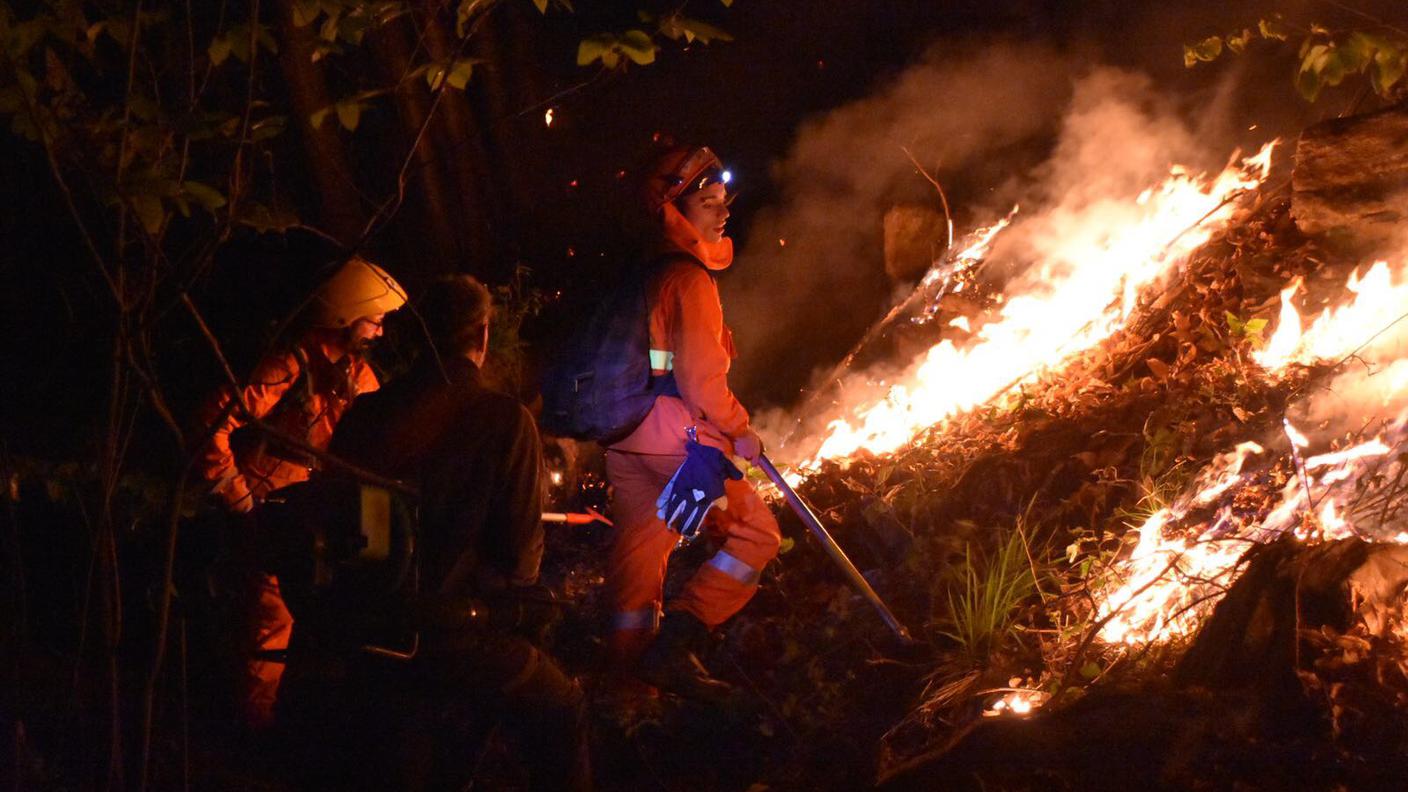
left=656, top=434, right=744, bottom=543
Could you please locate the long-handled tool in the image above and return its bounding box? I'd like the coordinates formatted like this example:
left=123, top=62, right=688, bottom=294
left=756, top=454, right=913, bottom=643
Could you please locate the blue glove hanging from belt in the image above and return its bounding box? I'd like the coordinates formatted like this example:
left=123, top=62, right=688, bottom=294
left=656, top=426, right=744, bottom=544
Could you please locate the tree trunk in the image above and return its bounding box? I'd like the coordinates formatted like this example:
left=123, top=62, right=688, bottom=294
left=1292, top=104, right=1408, bottom=247
left=420, top=1, right=495, bottom=277
left=367, top=16, right=458, bottom=276
left=272, top=0, right=366, bottom=246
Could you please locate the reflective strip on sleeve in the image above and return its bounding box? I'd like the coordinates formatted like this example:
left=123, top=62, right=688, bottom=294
left=649, top=349, right=674, bottom=371
left=707, top=550, right=761, bottom=587
left=612, top=608, right=660, bottom=631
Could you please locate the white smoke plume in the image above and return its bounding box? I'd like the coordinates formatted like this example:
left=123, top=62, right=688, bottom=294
left=732, top=46, right=1255, bottom=458
left=722, top=41, right=1078, bottom=407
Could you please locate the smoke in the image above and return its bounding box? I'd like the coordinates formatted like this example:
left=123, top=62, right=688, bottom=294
left=724, top=39, right=1262, bottom=425
left=722, top=41, right=1078, bottom=408
left=732, top=43, right=1265, bottom=455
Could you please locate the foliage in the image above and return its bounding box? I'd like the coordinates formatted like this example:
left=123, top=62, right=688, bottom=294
left=937, top=522, right=1039, bottom=665
left=575, top=3, right=734, bottom=69
left=0, top=0, right=736, bottom=786
left=1185, top=13, right=1408, bottom=102
left=485, top=263, right=546, bottom=395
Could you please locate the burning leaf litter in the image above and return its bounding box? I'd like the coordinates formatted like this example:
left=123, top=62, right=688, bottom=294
left=745, top=132, right=1408, bottom=764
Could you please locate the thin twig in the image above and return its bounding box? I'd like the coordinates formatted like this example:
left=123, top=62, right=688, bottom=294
left=1316, top=0, right=1408, bottom=38
left=900, top=146, right=953, bottom=251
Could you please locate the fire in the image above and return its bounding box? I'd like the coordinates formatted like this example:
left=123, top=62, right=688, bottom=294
left=800, top=144, right=1276, bottom=467
left=1253, top=262, right=1408, bottom=371
left=1095, top=259, right=1408, bottom=645
left=984, top=688, right=1048, bottom=717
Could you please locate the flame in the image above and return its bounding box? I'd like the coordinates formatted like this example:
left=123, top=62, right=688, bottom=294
left=801, top=144, right=1276, bottom=467
left=1254, top=262, right=1408, bottom=371
left=1095, top=259, right=1408, bottom=645
left=984, top=688, right=1048, bottom=717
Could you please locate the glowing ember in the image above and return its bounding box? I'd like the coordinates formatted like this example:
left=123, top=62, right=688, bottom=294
left=801, top=144, right=1276, bottom=466
left=545, top=108, right=555, bottom=127
left=984, top=688, right=1048, bottom=717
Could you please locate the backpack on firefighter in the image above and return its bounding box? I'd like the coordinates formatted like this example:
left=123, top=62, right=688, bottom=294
left=539, top=255, right=692, bottom=444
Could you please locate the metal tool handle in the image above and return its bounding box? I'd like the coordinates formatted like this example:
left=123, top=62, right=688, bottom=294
left=757, top=455, right=912, bottom=642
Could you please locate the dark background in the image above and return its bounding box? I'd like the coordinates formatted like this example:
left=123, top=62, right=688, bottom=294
left=0, top=0, right=1398, bottom=463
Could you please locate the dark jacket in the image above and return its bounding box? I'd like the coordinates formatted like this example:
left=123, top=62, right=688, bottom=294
left=329, top=357, right=544, bottom=596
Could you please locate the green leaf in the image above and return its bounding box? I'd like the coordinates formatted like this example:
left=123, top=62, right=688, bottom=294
left=675, top=17, right=732, bottom=44
left=129, top=194, right=166, bottom=235
left=258, top=25, right=279, bottom=54
left=1225, top=28, right=1254, bottom=54
left=292, top=0, right=320, bottom=27
left=1243, top=317, right=1268, bottom=336
left=251, top=114, right=286, bottom=141
left=1258, top=16, right=1289, bottom=41
left=447, top=58, right=477, bottom=89
left=576, top=34, right=613, bottom=66
left=1340, top=32, right=1377, bottom=74
left=456, top=0, right=491, bottom=37
left=310, top=105, right=332, bottom=129
left=319, top=12, right=341, bottom=42
left=182, top=181, right=227, bottom=212
left=1079, top=661, right=1101, bottom=680
left=778, top=537, right=795, bottom=555
left=424, top=63, right=447, bottom=90
left=207, top=35, right=232, bottom=66
left=1373, top=45, right=1407, bottom=96
left=335, top=99, right=361, bottom=131
left=1297, top=43, right=1333, bottom=101
left=618, top=29, right=657, bottom=65
left=1183, top=35, right=1223, bottom=68
left=237, top=203, right=300, bottom=234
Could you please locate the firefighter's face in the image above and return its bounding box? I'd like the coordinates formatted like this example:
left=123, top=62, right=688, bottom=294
left=678, top=183, right=730, bottom=243
left=346, top=313, right=386, bottom=353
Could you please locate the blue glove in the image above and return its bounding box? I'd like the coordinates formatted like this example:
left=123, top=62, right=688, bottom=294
left=656, top=433, right=744, bottom=543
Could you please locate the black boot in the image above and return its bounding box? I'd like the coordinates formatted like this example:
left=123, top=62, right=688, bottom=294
left=636, top=612, right=736, bottom=706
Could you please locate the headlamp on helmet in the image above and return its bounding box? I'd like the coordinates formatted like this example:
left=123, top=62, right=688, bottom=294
left=649, top=145, right=736, bottom=209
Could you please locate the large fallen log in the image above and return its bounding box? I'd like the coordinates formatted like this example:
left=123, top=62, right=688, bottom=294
left=1292, top=104, right=1408, bottom=246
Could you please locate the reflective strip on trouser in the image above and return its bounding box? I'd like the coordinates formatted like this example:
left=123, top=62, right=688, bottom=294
left=612, top=607, right=660, bottom=631
left=706, top=550, right=761, bottom=586
left=605, top=450, right=781, bottom=633
left=649, top=349, right=674, bottom=371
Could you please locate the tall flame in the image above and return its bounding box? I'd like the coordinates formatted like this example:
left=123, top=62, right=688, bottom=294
left=801, top=144, right=1276, bottom=466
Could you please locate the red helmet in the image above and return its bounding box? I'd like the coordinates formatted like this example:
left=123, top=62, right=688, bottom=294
left=641, top=145, right=727, bottom=212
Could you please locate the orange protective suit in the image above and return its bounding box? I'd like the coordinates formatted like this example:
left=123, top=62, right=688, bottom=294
left=605, top=203, right=781, bottom=663
left=196, top=333, right=378, bottom=727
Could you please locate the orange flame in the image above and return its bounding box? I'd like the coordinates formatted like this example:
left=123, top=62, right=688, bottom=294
left=797, top=143, right=1277, bottom=467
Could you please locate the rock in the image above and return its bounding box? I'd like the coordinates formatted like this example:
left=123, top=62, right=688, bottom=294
left=884, top=205, right=948, bottom=282
left=1292, top=105, right=1408, bottom=246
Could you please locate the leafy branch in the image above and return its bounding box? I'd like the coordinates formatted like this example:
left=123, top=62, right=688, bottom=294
left=1185, top=14, right=1408, bottom=102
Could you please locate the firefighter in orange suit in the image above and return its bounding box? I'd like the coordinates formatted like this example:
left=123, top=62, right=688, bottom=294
left=196, top=255, right=406, bottom=728
left=605, top=145, right=780, bottom=701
